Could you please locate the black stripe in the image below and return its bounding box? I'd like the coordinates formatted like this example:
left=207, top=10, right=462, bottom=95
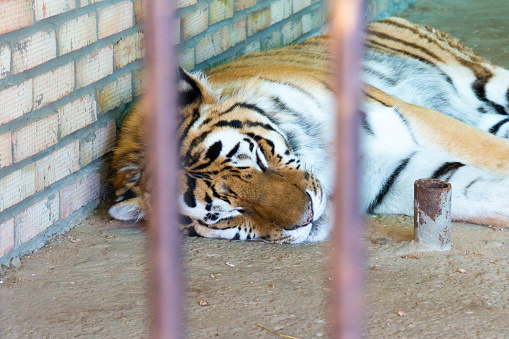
left=464, top=177, right=481, bottom=196
left=183, top=176, right=197, bottom=208
left=226, top=142, right=240, bottom=158
left=216, top=120, right=242, bottom=129
left=185, top=129, right=213, bottom=166
left=364, top=91, right=391, bottom=107
left=272, top=96, right=292, bottom=112
left=367, top=156, right=413, bottom=214
left=184, top=226, right=201, bottom=237
left=366, top=39, right=454, bottom=85
left=488, top=118, right=509, bottom=135
left=205, top=141, right=222, bottom=162
left=179, top=214, right=193, bottom=225
left=472, top=78, right=507, bottom=115
left=431, top=162, right=465, bottom=181
left=220, top=103, right=270, bottom=119
left=363, top=66, right=397, bottom=86
left=367, top=29, right=444, bottom=62
left=179, top=108, right=200, bottom=144
left=360, top=111, right=374, bottom=135
left=259, top=77, right=321, bottom=107
left=392, top=108, right=418, bottom=145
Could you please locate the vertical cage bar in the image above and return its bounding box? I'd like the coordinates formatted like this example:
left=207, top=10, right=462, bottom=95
left=147, top=0, right=183, bottom=337
left=330, top=0, right=364, bottom=338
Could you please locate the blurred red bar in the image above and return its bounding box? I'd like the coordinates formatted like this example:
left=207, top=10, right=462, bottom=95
left=330, top=0, right=364, bottom=338
left=146, top=0, right=183, bottom=337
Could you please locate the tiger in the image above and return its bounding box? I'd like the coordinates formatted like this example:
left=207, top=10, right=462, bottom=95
left=108, top=17, right=509, bottom=243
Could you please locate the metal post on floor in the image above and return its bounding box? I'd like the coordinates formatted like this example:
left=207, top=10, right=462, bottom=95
left=147, top=0, right=183, bottom=337
left=330, top=0, right=364, bottom=338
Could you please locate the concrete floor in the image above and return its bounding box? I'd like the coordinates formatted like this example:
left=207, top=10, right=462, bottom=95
left=2, top=0, right=509, bottom=337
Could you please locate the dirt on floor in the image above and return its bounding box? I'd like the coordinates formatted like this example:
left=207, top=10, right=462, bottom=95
left=3, top=0, right=509, bottom=338
left=1, top=212, right=508, bottom=338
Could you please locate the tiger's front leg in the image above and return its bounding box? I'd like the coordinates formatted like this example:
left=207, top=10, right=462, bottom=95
left=362, top=85, right=509, bottom=227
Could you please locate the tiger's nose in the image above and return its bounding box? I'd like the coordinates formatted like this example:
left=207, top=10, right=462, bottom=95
left=285, top=193, right=314, bottom=230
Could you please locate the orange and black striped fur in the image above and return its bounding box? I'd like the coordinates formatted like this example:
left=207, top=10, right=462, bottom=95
left=109, top=18, right=509, bottom=243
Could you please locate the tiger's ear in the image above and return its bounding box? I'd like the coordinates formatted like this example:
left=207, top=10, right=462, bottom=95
left=109, top=198, right=145, bottom=221
left=177, top=67, right=215, bottom=107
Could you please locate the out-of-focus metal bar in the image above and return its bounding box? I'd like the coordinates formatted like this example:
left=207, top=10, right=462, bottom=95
left=330, top=0, right=364, bottom=338
left=147, top=0, right=183, bottom=337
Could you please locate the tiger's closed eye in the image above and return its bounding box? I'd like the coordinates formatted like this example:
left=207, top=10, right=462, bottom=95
left=237, top=154, right=250, bottom=160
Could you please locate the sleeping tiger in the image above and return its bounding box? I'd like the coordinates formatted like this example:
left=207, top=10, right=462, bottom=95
left=109, top=17, right=509, bottom=243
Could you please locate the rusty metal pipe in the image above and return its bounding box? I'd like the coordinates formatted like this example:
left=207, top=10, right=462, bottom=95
left=330, top=0, right=364, bottom=338
left=414, top=179, right=452, bottom=251
left=147, top=0, right=183, bottom=337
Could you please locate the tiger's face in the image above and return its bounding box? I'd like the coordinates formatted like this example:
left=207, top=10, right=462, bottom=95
left=109, top=69, right=327, bottom=243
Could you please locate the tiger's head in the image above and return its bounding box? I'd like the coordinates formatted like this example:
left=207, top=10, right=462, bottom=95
left=109, top=69, right=329, bottom=243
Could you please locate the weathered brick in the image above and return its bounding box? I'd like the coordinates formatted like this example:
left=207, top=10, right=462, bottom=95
left=292, top=0, right=311, bottom=13
left=80, top=121, right=116, bottom=166
left=0, top=132, right=12, bottom=168
left=195, top=17, right=246, bottom=65
left=35, top=141, right=80, bottom=191
left=0, top=45, right=10, bottom=79
left=210, top=0, right=233, bottom=25
left=12, top=114, right=58, bottom=162
left=235, top=0, right=256, bottom=11
left=177, top=0, right=197, bottom=9
left=98, top=1, right=134, bottom=39
left=196, top=28, right=230, bottom=65
left=320, top=5, right=328, bottom=26
left=231, top=16, right=247, bottom=45
left=133, top=69, right=146, bottom=96
left=98, top=74, right=132, bottom=113
left=80, top=0, right=106, bottom=6
left=60, top=172, right=101, bottom=219
left=282, top=19, right=302, bottom=45
left=178, top=47, right=195, bottom=71
left=12, top=30, right=56, bottom=74
left=34, top=0, right=76, bottom=21
left=175, top=17, right=181, bottom=44
left=302, top=10, right=321, bottom=34
left=33, top=63, right=75, bottom=110
left=57, top=14, right=97, bottom=55
left=247, top=8, right=270, bottom=36
left=76, top=46, right=113, bottom=89
left=134, top=0, right=147, bottom=24
left=114, top=31, right=145, bottom=70
left=270, top=0, right=292, bottom=24
left=0, top=219, right=14, bottom=256
left=58, top=94, right=97, bottom=137
left=261, top=30, right=282, bottom=50
left=182, top=5, right=209, bottom=41
left=0, top=164, right=36, bottom=212
left=0, top=0, right=33, bottom=34
left=244, top=40, right=260, bottom=54
left=0, top=80, right=32, bottom=125
left=14, top=195, right=59, bottom=245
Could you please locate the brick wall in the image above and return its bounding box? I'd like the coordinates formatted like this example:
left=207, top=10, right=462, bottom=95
left=0, top=0, right=416, bottom=268
left=0, top=0, right=144, bottom=268
left=365, top=0, right=418, bottom=22
left=177, top=0, right=417, bottom=72
left=177, top=0, right=329, bottom=71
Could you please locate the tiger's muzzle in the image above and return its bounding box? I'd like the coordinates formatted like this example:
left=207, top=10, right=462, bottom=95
left=221, top=168, right=314, bottom=232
